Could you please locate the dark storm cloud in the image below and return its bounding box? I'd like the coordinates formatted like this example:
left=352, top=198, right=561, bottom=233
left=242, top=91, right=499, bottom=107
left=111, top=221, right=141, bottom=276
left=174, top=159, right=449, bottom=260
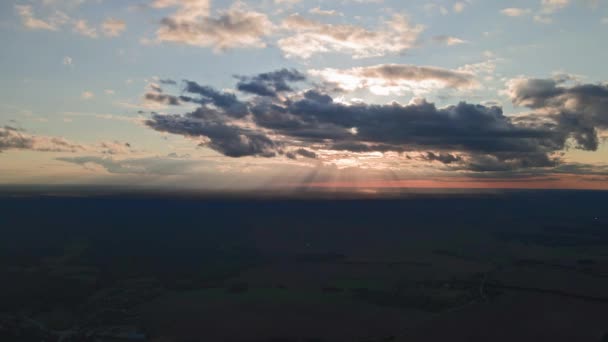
left=145, top=109, right=277, bottom=158
left=253, top=91, right=562, bottom=157
left=508, top=78, right=608, bottom=151
left=144, top=70, right=608, bottom=172
left=424, top=152, right=462, bottom=164
left=144, top=93, right=181, bottom=106
left=235, top=68, right=306, bottom=98
left=252, top=91, right=569, bottom=171
left=464, top=152, right=558, bottom=172
left=551, top=163, right=608, bottom=176
left=183, top=80, right=249, bottom=118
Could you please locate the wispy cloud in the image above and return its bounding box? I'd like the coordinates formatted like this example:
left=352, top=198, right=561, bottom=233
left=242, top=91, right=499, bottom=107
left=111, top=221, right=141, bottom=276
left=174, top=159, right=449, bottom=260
left=501, top=8, right=532, bottom=17
left=102, top=18, right=126, bottom=37
left=432, top=35, right=467, bottom=46
left=81, top=91, right=94, bottom=100
left=278, top=14, right=423, bottom=59
left=151, top=2, right=273, bottom=51
left=15, top=4, right=68, bottom=31
left=73, top=19, right=97, bottom=38
left=309, top=64, right=478, bottom=95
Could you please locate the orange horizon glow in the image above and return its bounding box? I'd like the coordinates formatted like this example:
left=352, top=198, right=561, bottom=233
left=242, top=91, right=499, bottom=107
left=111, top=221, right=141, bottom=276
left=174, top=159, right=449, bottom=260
left=304, top=175, right=608, bottom=190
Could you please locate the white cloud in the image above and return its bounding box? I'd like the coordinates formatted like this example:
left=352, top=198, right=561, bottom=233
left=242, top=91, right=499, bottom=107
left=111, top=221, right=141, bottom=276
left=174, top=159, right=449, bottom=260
left=0, top=126, right=86, bottom=153
left=309, top=7, right=342, bottom=16
left=16, top=3, right=125, bottom=39
left=453, top=2, right=466, bottom=13
left=279, top=14, right=423, bottom=59
left=102, top=18, right=126, bottom=37
left=41, top=0, right=86, bottom=9
left=456, top=60, right=497, bottom=76
left=63, top=56, right=73, bottom=65
left=154, top=2, right=273, bottom=51
left=151, top=0, right=210, bottom=21
left=309, top=64, right=478, bottom=96
left=73, top=19, right=97, bottom=38
left=501, top=8, right=532, bottom=17
left=274, top=0, right=301, bottom=4
left=15, top=5, right=69, bottom=31
left=432, top=35, right=466, bottom=46
left=541, top=0, right=570, bottom=13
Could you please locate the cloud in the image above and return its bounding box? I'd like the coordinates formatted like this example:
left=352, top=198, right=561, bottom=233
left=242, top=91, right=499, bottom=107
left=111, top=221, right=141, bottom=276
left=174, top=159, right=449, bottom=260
left=15, top=4, right=69, bottom=31
left=506, top=77, right=608, bottom=151
left=138, top=69, right=608, bottom=174
left=309, top=64, right=478, bottom=95
left=286, top=148, right=317, bottom=159
left=41, top=0, right=86, bottom=9
left=98, top=141, right=135, bottom=155
left=432, top=35, right=467, bottom=46
left=1, top=126, right=136, bottom=156
left=57, top=155, right=204, bottom=175
left=142, top=81, right=183, bottom=106
left=15, top=3, right=126, bottom=39
left=151, top=0, right=210, bottom=20
left=144, top=93, right=182, bottom=106
left=501, top=8, right=532, bottom=17
left=453, top=2, right=467, bottom=13
left=424, top=152, right=463, bottom=164
left=309, top=7, right=342, bottom=16
left=0, top=126, right=86, bottom=153
left=63, top=56, right=73, bottom=65
left=146, top=111, right=278, bottom=157
left=183, top=80, right=249, bottom=117
left=235, top=68, right=306, bottom=98
left=525, top=0, right=570, bottom=24
left=541, top=0, right=570, bottom=13
left=102, top=18, right=126, bottom=37
left=73, top=19, right=97, bottom=38
left=501, top=1, right=568, bottom=24
left=251, top=92, right=559, bottom=161
left=144, top=78, right=277, bottom=157
left=274, top=0, right=301, bottom=4
left=278, top=14, right=423, bottom=59
left=82, top=91, right=94, bottom=99
left=154, top=2, right=273, bottom=51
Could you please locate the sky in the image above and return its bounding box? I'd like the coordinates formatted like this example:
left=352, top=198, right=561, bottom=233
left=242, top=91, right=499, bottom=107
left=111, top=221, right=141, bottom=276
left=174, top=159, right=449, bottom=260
left=1, top=0, right=608, bottom=191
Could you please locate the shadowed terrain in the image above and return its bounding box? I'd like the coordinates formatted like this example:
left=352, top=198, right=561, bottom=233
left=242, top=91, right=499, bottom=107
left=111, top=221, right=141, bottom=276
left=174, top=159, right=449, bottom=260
left=1, top=189, right=608, bottom=341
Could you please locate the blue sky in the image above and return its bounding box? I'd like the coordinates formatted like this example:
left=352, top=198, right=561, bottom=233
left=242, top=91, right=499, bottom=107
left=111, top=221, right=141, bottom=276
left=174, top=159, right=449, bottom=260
left=1, top=0, right=608, bottom=190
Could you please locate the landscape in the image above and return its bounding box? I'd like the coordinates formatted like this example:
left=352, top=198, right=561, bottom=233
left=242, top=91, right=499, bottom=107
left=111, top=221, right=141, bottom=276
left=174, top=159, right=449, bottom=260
left=1, top=0, right=608, bottom=341
left=1, top=189, right=608, bottom=341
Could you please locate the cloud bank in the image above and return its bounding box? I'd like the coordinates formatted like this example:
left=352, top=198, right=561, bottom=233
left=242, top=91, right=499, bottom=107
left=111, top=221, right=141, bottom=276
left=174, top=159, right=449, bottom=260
left=142, top=69, right=608, bottom=174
